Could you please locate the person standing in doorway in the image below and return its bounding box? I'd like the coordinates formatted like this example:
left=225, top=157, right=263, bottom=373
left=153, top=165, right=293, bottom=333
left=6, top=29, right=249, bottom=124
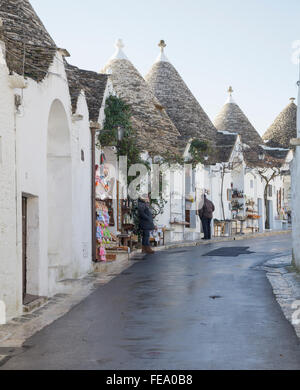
left=138, top=194, right=155, bottom=254
left=198, top=194, right=215, bottom=240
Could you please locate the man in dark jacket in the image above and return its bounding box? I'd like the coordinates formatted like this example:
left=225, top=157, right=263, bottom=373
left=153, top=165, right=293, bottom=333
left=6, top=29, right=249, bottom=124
left=198, top=195, right=215, bottom=240
left=138, top=194, right=155, bottom=254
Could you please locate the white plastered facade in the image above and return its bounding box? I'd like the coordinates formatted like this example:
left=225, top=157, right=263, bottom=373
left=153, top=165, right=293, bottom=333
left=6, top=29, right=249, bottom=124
left=0, top=50, right=96, bottom=320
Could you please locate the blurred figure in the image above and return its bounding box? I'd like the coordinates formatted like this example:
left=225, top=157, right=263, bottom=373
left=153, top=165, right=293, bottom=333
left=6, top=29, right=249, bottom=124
left=138, top=194, right=155, bottom=254
left=198, top=194, right=215, bottom=240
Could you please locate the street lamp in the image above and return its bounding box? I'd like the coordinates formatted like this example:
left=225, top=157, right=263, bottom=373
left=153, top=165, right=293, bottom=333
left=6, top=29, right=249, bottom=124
left=99, top=126, right=125, bottom=142
left=117, top=126, right=125, bottom=142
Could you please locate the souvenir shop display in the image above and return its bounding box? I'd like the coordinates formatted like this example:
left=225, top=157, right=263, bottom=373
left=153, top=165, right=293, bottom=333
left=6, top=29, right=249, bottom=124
left=245, top=198, right=260, bottom=219
left=95, top=162, right=115, bottom=201
left=121, top=198, right=134, bottom=230
left=245, top=198, right=260, bottom=233
left=149, top=227, right=164, bottom=247
left=231, top=189, right=244, bottom=199
left=230, top=189, right=245, bottom=221
left=95, top=200, right=117, bottom=262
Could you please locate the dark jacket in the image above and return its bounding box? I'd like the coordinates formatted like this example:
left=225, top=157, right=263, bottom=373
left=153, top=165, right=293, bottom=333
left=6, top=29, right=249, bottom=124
left=198, top=198, right=215, bottom=219
left=138, top=199, right=155, bottom=230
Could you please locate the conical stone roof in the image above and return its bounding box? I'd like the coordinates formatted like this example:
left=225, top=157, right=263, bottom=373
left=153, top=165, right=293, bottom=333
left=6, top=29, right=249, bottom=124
left=145, top=41, right=218, bottom=144
left=262, top=98, right=297, bottom=149
left=0, top=0, right=57, bottom=82
left=214, top=87, right=262, bottom=147
left=65, top=62, right=108, bottom=122
left=101, top=40, right=182, bottom=156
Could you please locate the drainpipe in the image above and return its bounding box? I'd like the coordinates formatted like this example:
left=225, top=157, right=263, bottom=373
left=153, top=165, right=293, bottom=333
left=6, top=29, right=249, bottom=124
left=8, top=70, right=27, bottom=311
left=90, top=121, right=100, bottom=262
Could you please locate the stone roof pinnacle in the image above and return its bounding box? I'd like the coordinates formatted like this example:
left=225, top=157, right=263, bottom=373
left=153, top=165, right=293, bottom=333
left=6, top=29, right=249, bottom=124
left=156, top=40, right=169, bottom=63
left=110, top=39, right=128, bottom=61
left=226, top=86, right=236, bottom=104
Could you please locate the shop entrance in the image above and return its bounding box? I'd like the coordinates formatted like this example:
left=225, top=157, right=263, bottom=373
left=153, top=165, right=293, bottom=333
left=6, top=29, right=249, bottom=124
left=22, top=195, right=41, bottom=305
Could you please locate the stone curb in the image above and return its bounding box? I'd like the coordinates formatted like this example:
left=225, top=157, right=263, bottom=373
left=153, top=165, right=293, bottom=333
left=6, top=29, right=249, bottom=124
left=145, top=229, right=291, bottom=252
left=262, top=256, right=300, bottom=339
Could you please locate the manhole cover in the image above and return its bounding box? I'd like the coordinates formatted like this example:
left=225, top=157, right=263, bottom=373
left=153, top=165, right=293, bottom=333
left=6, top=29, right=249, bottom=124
left=204, top=246, right=254, bottom=257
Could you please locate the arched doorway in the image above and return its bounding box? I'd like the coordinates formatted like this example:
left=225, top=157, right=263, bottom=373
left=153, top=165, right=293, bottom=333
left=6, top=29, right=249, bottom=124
left=47, top=100, right=72, bottom=277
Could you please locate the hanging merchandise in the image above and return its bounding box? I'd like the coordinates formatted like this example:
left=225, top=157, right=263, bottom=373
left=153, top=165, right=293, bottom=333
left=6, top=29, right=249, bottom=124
left=95, top=165, right=101, bottom=188
left=95, top=200, right=117, bottom=262
left=96, top=163, right=115, bottom=201
left=100, top=151, right=106, bottom=165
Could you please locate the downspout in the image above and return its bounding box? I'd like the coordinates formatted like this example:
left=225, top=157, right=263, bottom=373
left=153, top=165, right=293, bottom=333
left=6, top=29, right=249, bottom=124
left=220, top=165, right=225, bottom=221
left=9, top=76, right=27, bottom=311
left=90, top=121, right=100, bottom=262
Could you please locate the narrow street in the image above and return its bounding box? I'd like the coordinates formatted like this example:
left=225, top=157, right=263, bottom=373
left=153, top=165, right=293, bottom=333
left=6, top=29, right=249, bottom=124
left=2, top=234, right=300, bottom=370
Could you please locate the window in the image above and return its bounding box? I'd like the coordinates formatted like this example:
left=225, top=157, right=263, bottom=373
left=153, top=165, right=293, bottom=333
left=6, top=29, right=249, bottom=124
left=250, top=180, right=254, bottom=189
left=81, top=149, right=85, bottom=162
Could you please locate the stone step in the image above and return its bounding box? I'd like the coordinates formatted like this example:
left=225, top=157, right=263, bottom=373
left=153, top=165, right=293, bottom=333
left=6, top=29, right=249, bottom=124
left=93, top=251, right=129, bottom=273
left=23, top=296, right=48, bottom=313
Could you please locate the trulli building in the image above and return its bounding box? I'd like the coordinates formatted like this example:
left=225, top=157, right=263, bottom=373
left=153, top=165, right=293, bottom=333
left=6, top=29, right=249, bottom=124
left=0, top=0, right=110, bottom=320
left=145, top=40, right=218, bottom=144
left=262, top=98, right=296, bottom=215
left=101, top=40, right=182, bottom=156
left=213, top=88, right=289, bottom=231
left=263, top=98, right=297, bottom=149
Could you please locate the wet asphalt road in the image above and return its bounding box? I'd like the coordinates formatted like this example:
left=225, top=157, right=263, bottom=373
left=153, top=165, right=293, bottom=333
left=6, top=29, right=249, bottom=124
left=2, top=234, right=300, bottom=370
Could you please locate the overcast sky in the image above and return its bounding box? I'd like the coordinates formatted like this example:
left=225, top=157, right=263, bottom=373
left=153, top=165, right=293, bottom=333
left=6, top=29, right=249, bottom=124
left=31, top=0, right=300, bottom=136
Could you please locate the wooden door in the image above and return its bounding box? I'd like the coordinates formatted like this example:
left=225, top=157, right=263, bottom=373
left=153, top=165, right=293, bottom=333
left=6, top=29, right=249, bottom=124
left=22, top=197, right=27, bottom=301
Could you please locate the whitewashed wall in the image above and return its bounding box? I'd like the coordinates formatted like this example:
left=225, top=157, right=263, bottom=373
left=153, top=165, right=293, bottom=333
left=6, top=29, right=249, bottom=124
left=18, top=54, right=93, bottom=297
left=0, top=52, right=95, bottom=319
left=70, top=92, right=93, bottom=279
left=292, top=150, right=300, bottom=269
left=0, top=51, right=22, bottom=320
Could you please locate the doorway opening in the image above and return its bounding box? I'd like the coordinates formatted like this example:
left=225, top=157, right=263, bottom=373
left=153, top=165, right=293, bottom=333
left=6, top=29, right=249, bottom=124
left=22, top=196, right=27, bottom=302
left=47, top=100, right=72, bottom=286
left=22, top=194, right=41, bottom=305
